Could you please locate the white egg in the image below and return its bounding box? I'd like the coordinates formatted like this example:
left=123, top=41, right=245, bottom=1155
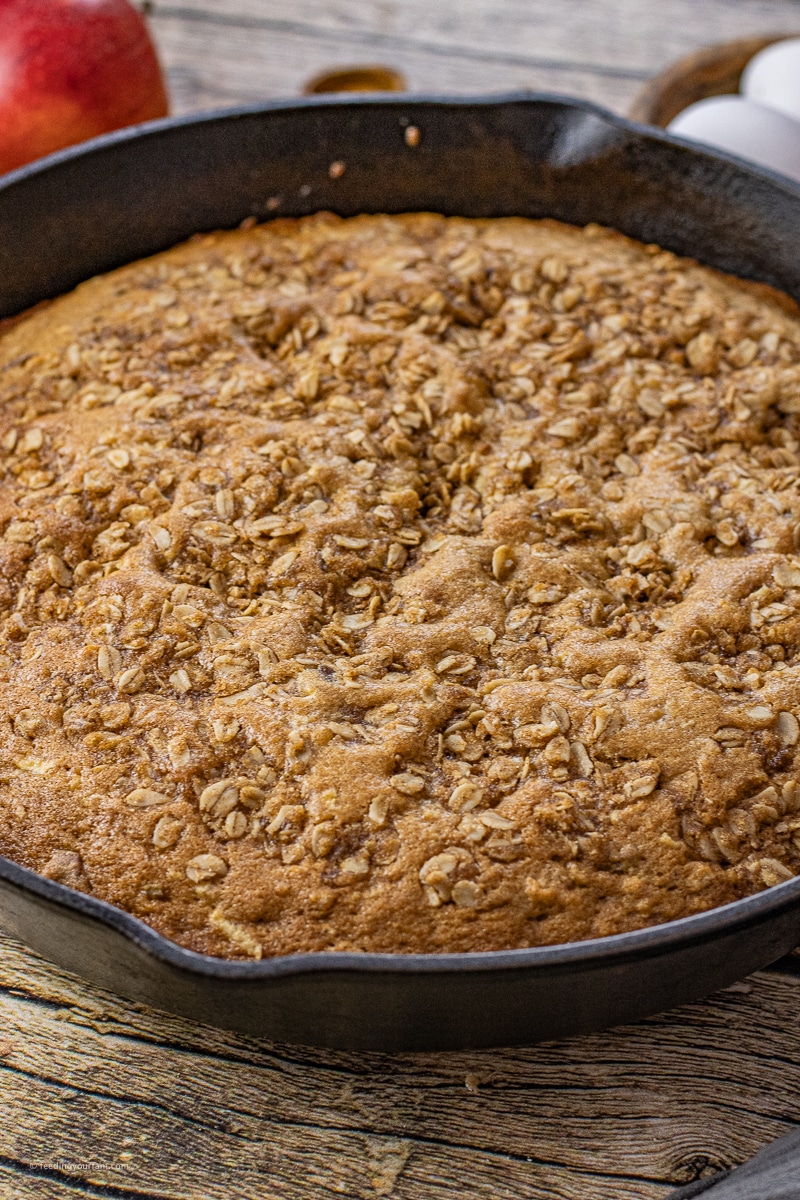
left=667, top=95, right=800, bottom=184
left=741, top=37, right=800, bottom=123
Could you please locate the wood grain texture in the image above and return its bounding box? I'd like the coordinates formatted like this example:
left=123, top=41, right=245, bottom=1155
left=0, top=929, right=799, bottom=1200
left=6, top=3, right=800, bottom=1197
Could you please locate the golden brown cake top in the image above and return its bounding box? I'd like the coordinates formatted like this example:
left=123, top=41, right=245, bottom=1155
left=1, top=212, right=800, bottom=958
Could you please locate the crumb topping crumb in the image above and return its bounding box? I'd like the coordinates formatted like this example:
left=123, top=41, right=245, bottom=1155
left=1, top=212, right=800, bottom=957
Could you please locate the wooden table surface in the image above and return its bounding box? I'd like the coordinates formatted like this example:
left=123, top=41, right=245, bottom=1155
left=6, top=1, right=800, bottom=1197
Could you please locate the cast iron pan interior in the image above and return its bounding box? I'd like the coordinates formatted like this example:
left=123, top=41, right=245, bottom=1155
left=1, top=95, right=800, bottom=1050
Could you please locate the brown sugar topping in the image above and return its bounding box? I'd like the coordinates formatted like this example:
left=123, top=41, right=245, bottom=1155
left=1, top=212, right=800, bottom=957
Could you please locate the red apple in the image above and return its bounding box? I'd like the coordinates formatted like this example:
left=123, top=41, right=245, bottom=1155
left=0, top=0, right=169, bottom=174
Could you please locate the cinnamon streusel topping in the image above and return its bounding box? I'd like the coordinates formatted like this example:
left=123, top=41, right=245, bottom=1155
left=1, top=212, right=800, bottom=957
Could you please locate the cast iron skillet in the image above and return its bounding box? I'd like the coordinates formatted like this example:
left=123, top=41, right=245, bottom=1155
left=1, top=94, right=800, bottom=1051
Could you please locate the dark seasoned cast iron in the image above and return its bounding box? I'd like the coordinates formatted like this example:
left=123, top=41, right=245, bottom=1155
left=1, top=95, right=800, bottom=1051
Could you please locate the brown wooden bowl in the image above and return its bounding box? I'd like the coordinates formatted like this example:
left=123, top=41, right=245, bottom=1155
left=629, top=34, right=797, bottom=128
left=303, top=65, right=406, bottom=95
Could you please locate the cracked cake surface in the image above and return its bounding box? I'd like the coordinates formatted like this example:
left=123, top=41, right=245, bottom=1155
left=1, top=212, right=800, bottom=958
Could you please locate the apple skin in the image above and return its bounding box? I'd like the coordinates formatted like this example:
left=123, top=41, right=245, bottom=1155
left=0, top=0, right=169, bottom=174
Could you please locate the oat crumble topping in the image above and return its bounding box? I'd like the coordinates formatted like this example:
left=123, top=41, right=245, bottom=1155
left=1, top=212, right=800, bottom=957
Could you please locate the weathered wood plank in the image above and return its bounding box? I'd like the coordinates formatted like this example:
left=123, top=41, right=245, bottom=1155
left=149, top=13, right=645, bottom=116
left=147, top=0, right=800, bottom=115
left=0, top=931, right=797, bottom=1198
left=0, top=1172, right=88, bottom=1200
left=149, top=0, right=800, bottom=76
